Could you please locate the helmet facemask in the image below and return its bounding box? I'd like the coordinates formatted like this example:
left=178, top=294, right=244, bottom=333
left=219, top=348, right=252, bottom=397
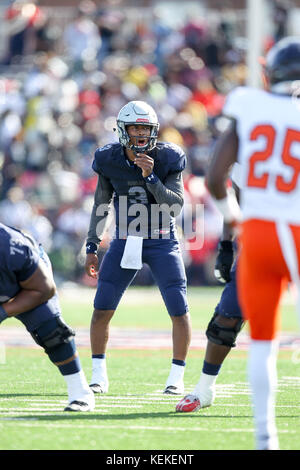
left=118, top=123, right=159, bottom=154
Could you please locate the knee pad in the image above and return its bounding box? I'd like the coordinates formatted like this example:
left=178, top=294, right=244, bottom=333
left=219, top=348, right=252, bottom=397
left=30, top=317, right=75, bottom=353
left=206, top=313, right=244, bottom=348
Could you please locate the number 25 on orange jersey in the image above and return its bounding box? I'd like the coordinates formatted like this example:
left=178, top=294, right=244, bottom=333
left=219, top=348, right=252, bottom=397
left=247, top=125, right=300, bottom=193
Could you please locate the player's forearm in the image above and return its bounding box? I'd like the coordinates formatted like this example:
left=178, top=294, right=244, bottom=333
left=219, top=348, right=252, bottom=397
left=207, top=174, right=228, bottom=199
left=145, top=173, right=184, bottom=215
left=86, top=176, right=113, bottom=247
left=86, top=203, right=108, bottom=246
left=221, top=222, right=236, bottom=241
left=147, top=180, right=184, bottom=206
left=2, top=288, right=56, bottom=317
left=207, top=124, right=238, bottom=199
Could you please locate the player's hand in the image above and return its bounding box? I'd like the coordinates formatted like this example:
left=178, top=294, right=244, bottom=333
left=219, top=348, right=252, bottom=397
left=134, top=153, right=154, bottom=177
left=214, top=240, right=234, bottom=283
left=85, top=253, right=99, bottom=279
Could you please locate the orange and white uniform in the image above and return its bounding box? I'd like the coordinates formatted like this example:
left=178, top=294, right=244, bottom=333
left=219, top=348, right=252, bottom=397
left=223, top=86, right=300, bottom=340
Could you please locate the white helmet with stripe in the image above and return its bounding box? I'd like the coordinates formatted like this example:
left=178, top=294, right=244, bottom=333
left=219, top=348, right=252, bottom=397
left=116, top=101, right=159, bottom=153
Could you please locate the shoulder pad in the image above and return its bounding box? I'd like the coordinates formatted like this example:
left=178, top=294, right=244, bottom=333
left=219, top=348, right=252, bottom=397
left=155, top=142, right=186, bottom=173
left=0, top=225, right=10, bottom=252
left=0, top=224, right=39, bottom=280
left=92, top=142, right=122, bottom=174
left=223, top=86, right=265, bottom=121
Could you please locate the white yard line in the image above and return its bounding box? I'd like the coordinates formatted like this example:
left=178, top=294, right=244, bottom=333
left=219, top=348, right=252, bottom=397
left=0, top=420, right=296, bottom=434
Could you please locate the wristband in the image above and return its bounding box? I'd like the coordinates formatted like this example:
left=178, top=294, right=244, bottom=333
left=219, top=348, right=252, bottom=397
left=0, top=305, right=8, bottom=323
left=144, top=172, right=159, bottom=184
left=86, top=242, right=98, bottom=254
left=213, top=190, right=241, bottom=224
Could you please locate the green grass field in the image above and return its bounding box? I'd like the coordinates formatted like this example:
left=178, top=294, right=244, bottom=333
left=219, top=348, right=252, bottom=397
left=0, top=286, right=299, bottom=451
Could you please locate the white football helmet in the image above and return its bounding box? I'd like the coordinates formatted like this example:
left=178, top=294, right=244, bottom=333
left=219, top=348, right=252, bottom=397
left=116, top=101, right=159, bottom=153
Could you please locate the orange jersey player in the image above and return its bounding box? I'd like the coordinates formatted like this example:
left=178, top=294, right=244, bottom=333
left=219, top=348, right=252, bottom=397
left=206, top=36, right=300, bottom=450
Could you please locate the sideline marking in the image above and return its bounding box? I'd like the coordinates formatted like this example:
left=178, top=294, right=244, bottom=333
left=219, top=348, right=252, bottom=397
left=0, top=328, right=299, bottom=350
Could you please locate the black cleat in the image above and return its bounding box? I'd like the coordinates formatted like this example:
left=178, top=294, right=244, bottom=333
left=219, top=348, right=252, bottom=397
left=163, top=384, right=184, bottom=395
left=64, top=400, right=92, bottom=412
left=89, top=383, right=106, bottom=394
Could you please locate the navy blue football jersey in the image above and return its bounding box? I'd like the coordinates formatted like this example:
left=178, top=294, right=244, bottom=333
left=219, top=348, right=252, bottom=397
left=92, top=142, right=186, bottom=238
left=0, top=224, right=40, bottom=304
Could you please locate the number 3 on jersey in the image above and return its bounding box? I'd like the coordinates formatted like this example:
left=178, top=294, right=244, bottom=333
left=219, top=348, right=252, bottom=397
left=128, top=186, right=149, bottom=204
left=247, top=125, right=300, bottom=193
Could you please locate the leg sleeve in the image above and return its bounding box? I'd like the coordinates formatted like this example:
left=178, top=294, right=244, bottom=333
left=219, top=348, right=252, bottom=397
left=215, top=261, right=243, bottom=319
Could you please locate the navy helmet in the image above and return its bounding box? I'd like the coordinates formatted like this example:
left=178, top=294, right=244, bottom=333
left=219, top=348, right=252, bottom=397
left=265, top=36, right=300, bottom=86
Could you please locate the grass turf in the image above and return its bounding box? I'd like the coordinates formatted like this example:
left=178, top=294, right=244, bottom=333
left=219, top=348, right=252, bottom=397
left=0, top=286, right=299, bottom=451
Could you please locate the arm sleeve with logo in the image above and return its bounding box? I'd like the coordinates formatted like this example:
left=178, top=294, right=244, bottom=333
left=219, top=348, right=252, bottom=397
left=145, top=146, right=186, bottom=215
left=145, top=171, right=184, bottom=213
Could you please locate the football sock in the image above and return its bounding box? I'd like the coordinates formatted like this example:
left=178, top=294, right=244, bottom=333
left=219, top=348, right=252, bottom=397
left=64, top=369, right=94, bottom=406
left=248, top=339, right=279, bottom=450
left=57, top=354, right=81, bottom=376
left=166, top=361, right=185, bottom=387
left=172, top=359, right=186, bottom=367
left=91, top=355, right=109, bottom=390
left=47, top=339, right=81, bottom=375
left=202, top=360, right=221, bottom=376
left=192, top=361, right=220, bottom=406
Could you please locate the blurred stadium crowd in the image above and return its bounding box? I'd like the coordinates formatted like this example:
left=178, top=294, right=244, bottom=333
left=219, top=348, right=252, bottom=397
left=0, top=0, right=288, bottom=286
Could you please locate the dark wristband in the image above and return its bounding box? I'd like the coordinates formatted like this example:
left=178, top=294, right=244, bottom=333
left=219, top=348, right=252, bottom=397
left=86, top=242, right=98, bottom=254
left=144, top=172, right=159, bottom=184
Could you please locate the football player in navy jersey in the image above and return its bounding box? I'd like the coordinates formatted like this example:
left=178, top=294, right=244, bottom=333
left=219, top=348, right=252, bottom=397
left=0, top=224, right=95, bottom=412
left=85, top=101, right=191, bottom=395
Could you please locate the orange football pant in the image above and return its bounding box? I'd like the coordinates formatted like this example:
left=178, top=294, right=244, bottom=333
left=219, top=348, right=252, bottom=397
left=237, top=219, right=300, bottom=340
